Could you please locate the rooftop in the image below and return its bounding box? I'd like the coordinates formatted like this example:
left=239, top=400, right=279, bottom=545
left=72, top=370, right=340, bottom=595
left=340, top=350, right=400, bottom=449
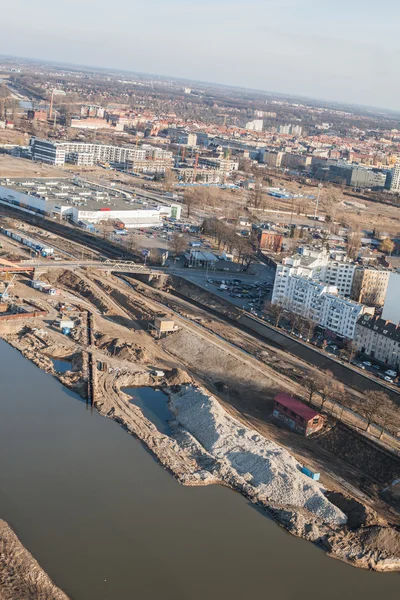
left=357, top=315, right=400, bottom=341
left=274, top=393, right=320, bottom=422
left=0, top=177, right=163, bottom=213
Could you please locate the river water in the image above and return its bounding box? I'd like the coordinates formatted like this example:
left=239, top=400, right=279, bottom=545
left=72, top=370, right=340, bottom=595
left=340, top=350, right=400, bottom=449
left=0, top=339, right=398, bottom=600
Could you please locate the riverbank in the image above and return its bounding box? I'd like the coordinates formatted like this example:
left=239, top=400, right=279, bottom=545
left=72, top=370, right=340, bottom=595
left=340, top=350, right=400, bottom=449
left=0, top=520, right=69, bottom=600
left=0, top=263, right=400, bottom=578
left=2, top=323, right=400, bottom=573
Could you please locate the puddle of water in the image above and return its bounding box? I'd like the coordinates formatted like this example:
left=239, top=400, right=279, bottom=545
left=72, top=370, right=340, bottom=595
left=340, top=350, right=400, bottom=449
left=124, top=386, right=174, bottom=435
left=51, top=358, right=72, bottom=373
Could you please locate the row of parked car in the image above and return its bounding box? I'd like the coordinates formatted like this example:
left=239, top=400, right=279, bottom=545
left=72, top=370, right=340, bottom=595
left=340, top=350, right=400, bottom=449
left=210, top=279, right=273, bottom=301
left=351, top=361, right=398, bottom=383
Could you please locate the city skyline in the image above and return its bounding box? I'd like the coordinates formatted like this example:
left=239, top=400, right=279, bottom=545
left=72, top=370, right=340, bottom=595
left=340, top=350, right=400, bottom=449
left=1, top=0, right=398, bottom=111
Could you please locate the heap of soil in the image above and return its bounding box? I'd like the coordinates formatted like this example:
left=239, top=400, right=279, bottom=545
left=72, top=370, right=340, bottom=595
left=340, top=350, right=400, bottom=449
left=97, top=335, right=149, bottom=363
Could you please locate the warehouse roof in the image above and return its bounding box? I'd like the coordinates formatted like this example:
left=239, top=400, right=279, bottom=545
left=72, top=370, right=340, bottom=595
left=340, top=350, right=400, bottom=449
left=274, top=393, right=320, bottom=422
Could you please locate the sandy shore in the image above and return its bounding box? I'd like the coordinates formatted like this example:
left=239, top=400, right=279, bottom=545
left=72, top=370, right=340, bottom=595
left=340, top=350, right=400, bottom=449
left=0, top=520, right=69, bottom=600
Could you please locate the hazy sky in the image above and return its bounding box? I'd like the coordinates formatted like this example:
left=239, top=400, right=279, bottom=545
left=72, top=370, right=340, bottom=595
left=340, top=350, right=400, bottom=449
left=1, top=0, right=399, bottom=109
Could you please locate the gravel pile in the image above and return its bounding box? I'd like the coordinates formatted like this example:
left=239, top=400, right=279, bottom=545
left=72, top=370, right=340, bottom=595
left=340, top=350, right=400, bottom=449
left=169, top=385, right=346, bottom=525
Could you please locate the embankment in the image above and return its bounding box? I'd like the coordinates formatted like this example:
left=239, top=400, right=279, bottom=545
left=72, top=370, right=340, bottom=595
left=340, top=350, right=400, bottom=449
left=0, top=520, right=69, bottom=600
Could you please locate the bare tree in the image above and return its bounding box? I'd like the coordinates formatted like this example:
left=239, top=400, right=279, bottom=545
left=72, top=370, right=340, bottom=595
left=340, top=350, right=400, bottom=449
left=340, top=340, right=357, bottom=363
left=298, top=314, right=315, bottom=341
left=319, top=370, right=345, bottom=411
left=183, top=193, right=196, bottom=218
left=360, top=390, right=390, bottom=432
left=377, top=398, right=395, bottom=438
left=163, top=168, right=176, bottom=193
left=266, top=299, right=288, bottom=328
left=170, top=232, right=187, bottom=262
left=347, top=228, right=362, bottom=260
left=304, top=373, right=324, bottom=405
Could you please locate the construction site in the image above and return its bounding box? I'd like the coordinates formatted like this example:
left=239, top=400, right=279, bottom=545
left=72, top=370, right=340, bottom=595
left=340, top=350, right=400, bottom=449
left=0, top=206, right=400, bottom=581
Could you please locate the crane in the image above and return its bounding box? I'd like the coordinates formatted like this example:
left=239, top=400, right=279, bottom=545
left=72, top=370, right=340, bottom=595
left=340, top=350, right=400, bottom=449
left=0, top=274, right=16, bottom=302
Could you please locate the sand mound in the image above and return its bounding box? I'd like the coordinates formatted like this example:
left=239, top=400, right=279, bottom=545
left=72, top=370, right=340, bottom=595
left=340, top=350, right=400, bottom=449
left=169, top=385, right=346, bottom=525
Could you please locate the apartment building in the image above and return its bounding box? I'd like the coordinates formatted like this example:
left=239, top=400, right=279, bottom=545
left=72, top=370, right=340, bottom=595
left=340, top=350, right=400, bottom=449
left=355, top=315, right=400, bottom=369
left=271, top=247, right=374, bottom=338
left=68, top=152, right=95, bottom=167
left=167, top=128, right=197, bottom=146
left=245, top=120, right=263, bottom=132
left=259, top=230, right=283, bottom=252
left=125, top=145, right=173, bottom=174
left=30, top=139, right=66, bottom=166
left=389, top=162, right=400, bottom=192
left=198, top=156, right=239, bottom=175
left=273, top=247, right=356, bottom=297
left=259, top=150, right=284, bottom=168
left=281, top=153, right=312, bottom=170
left=272, top=274, right=370, bottom=339
left=351, top=266, right=390, bottom=306
left=30, top=138, right=148, bottom=166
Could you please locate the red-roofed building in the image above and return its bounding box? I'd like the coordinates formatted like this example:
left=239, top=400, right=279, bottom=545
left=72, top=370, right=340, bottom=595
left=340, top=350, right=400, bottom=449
left=273, top=393, right=324, bottom=436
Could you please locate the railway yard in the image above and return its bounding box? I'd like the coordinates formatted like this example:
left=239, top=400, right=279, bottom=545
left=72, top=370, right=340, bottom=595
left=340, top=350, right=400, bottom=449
left=0, top=208, right=400, bottom=574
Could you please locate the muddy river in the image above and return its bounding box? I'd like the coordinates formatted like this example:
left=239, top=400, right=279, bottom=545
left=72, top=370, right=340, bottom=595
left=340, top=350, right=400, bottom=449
left=0, top=340, right=398, bottom=600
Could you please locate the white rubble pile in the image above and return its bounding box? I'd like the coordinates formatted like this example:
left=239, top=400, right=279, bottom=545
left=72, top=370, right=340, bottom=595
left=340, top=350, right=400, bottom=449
left=169, top=385, right=346, bottom=525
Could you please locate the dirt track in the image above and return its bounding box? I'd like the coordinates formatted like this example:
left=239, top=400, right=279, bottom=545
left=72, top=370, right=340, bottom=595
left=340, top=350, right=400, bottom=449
left=1, top=268, right=400, bottom=576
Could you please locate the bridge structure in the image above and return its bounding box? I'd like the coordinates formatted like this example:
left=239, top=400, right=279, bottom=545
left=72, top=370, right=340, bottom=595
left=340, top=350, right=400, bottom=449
left=10, top=258, right=154, bottom=275
left=0, top=257, right=35, bottom=273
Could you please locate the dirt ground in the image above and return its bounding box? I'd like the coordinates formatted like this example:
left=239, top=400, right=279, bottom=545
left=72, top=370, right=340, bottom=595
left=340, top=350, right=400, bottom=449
left=1, top=266, right=400, bottom=576
left=257, top=177, right=400, bottom=235
left=0, top=155, right=67, bottom=179
left=0, top=520, right=69, bottom=600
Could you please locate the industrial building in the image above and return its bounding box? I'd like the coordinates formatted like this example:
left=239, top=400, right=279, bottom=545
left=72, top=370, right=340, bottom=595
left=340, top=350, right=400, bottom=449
left=313, top=161, right=388, bottom=189
left=0, top=177, right=181, bottom=228
left=273, top=393, right=324, bottom=436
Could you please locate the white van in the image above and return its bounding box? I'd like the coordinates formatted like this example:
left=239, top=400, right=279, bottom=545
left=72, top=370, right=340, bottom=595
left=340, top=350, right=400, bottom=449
left=385, top=370, right=397, bottom=378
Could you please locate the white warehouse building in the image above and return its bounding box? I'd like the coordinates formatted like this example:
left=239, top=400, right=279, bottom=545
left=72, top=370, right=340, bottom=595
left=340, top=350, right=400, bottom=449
left=0, top=178, right=181, bottom=228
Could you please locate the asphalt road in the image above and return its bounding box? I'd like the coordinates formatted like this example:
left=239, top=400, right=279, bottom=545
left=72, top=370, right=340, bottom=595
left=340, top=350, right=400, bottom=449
left=239, top=314, right=400, bottom=402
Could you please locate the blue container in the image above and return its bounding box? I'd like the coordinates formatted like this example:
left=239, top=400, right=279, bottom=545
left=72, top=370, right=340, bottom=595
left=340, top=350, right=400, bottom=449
left=301, top=466, right=320, bottom=481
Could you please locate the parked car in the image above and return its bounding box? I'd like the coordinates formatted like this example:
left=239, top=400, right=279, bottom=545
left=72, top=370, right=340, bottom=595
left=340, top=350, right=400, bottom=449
left=384, top=376, right=394, bottom=383
left=363, top=361, right=372, bottom=367
left=385, top=370, right=397, bottom=378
